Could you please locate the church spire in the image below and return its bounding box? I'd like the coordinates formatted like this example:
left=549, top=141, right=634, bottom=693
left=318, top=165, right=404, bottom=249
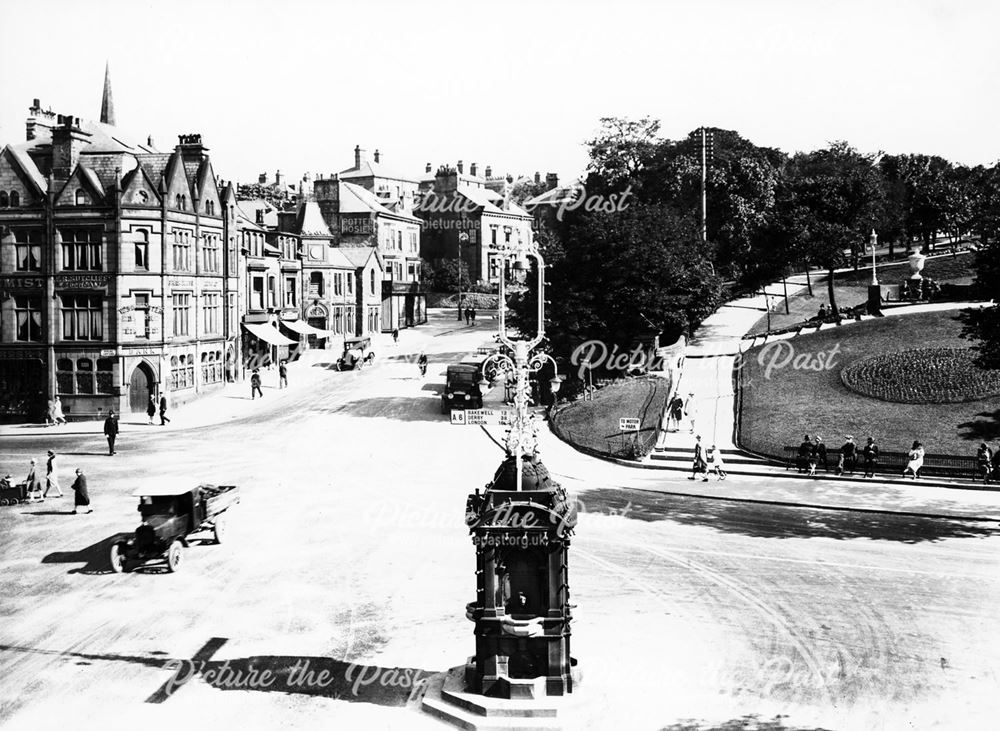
left=100, top=61, right=116, bottom=126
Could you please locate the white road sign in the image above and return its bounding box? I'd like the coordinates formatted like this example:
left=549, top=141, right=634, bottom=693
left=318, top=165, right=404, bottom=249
left=619, top=417, right=641, bottom=431
left=453, top=409, right=513, bottom=426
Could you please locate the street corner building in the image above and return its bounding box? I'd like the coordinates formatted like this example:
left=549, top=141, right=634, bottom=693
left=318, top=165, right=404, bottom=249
left=0, top=73, right=241, bottom=422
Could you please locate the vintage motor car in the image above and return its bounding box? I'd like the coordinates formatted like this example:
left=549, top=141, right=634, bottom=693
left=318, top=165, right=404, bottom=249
left=110, top=483, right=239, bottom=573
left=337, top=336, right=374, bottom=371
left=441, top=362, right=485, bottom=414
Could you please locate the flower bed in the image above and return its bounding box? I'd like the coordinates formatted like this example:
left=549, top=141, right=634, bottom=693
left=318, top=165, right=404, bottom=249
left=840, top=347, right=1000, bottom=404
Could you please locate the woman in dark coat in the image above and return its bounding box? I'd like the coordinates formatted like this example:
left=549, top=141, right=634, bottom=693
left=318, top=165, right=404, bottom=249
left=147, top=394, right=157, bottom=425
left=71, top=468, right=92, bottom=514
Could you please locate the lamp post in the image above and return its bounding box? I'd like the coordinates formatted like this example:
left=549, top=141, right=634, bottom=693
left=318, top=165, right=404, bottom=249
left=457, top=231, right=469, bottom=320
left=869, top=229, right=878, bottom=285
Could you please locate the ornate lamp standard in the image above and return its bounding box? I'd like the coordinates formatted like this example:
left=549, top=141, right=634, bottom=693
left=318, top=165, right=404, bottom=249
left=459, top=231, right=579, bottom=703
left=870, top=229, right=879, bottom=285
left=867, top=228, right=882, bottom=315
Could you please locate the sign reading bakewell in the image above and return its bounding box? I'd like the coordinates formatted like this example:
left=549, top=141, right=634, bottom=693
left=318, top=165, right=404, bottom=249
left=619, top=417, right=641, bottom=431
left=451, top=409, right=513, bottom=426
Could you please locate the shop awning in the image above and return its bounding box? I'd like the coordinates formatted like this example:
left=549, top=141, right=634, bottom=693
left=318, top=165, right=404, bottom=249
left=242, top=322, right=296, bottom=346
left=281, top=319, right=335, bottom=339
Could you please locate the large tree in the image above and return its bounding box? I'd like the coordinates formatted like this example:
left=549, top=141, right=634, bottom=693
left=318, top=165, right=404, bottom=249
left=773, top=143, right=884, bottom=318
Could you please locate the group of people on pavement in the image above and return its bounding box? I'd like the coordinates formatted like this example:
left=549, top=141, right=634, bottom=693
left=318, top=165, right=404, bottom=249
left=463, top=307, right=478, bottom=325
left=689, top=435, right=727, bottom=481
left=146, top=394, right=171, bottom=425
left=45, top=397, right=67, bottom=426
left=20, top=451, right=90, bottom=513
left=665, top=392, right=698, bottom=434
left=974, top=442, right=1000, bottom=483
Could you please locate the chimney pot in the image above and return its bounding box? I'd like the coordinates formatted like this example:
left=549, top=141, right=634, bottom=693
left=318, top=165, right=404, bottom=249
left=457, top=160, right=464, bottom=174
left=470, top=162, right=478, bottom=177
left=374, top=149, right=380, bottom=163
left=485, top=165, right=492, bottom=178
left=425, top=163, right=432, bottom=173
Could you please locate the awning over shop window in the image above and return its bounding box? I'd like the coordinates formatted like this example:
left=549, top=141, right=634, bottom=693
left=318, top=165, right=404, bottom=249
left=281, top=319, right=335, bottom=339
left=242, top=322, right=296, bottom=346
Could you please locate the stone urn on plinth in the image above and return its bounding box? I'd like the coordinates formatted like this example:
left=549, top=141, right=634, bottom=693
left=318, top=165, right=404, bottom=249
left=908, top=251, right=927, bottom=280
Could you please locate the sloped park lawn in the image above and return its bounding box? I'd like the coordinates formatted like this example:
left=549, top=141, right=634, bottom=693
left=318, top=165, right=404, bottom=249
left=737, top=308, right=1000, bottom=458
left=551, top=376, right=669, bottom=459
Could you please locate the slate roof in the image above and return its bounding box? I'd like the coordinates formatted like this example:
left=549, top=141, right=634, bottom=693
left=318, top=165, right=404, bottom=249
left=338, top=158, right=418, bottom=183
left=339, top=245, right=380, bottom=269
left=340, top=181, right=420, bottom=223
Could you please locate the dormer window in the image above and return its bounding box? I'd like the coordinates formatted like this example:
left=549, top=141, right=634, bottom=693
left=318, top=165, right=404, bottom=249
left=75, top=189, right=89, bottom=206
left=175, top=194, right=187, bottom=211
left=205, top=200, right=215, bottom=215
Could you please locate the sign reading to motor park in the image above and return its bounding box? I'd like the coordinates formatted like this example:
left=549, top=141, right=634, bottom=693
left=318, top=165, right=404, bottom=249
left=619, top=417, right=641, bottom=431
left=451, top=409, right=513, bottom=426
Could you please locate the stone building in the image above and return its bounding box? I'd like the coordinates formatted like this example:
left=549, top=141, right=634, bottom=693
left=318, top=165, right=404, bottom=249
left=416, top=161, right=533, bottom=285
left=0, top=78, right=240, bottom=421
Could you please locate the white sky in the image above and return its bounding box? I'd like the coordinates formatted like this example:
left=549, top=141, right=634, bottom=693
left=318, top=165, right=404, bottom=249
left=1, top=0, right=998, bottom=184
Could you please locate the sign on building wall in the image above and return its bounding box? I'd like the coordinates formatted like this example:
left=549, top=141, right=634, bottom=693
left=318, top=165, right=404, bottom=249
left=341, top=216, right=374, bottom=235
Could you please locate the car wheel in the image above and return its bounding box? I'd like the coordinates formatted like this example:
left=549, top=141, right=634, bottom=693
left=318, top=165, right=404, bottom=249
left=213, top=515, right=228, bottom=544
left=166, top=540, right=183, bottom=572
left=109, top=542, right=127, bottom=573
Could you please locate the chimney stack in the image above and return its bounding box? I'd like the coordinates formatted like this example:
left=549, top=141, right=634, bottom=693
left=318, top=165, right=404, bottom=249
left=51, top=116, right=90, bottom=179
left=425, top=163, right=432, bottom=173
left=457, top=160, right=464, bottom=174
left=534, top=171, right=541, bottom=185
left=256, top=209, right=265, bottom=225
left=485, top=165, right=492, bottom=178
left=275, top=170, right=284, bottom=189
left=374, top=149, right=380, bottom=163
left=259, top=172, right=268, bottom=185
left=354, top=145, right=366, bottom=168
left=470, top=162, right=478, bottom=177
left=546, top=173, right=559, bottom=189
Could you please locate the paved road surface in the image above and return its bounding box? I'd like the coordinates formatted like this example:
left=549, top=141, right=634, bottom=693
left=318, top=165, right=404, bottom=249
left=1, top=313, right=998, bottom=730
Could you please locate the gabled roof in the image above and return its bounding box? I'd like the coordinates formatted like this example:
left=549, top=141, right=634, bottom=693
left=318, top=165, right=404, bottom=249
left=295, top=199, right=332, bottom=237
left=2, top=145, right=47, bottom=194
left=339, top=245, right=381, bottom=269
left=338, top=158, right=418, bottom=184
left=340, top=181, right=420, bottom=223
left=456, top=185, right=530, bottom=216
left=121, top=163, right=162, bottom=204
left=235, top=203, right=268, bottom=232
left=195, top=158, right=219, bottom=204
left=56, top=163, right=107, bottom=204
left=326, top=247, right=355, bottom=268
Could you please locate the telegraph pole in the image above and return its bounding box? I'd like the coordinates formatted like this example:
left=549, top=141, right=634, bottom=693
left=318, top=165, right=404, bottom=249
left=700, top=127, right=708, bottom=245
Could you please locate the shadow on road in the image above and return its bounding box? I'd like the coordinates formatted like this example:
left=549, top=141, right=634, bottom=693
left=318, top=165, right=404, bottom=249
left=574, top=487, right=1000, bottom=543
left=321, top=397, right=443, bottom=423
left=0, top=639, right=440, bottom=708
left=661, top=715, right=833, bottom=731
left=41, top=535, right=121, bottom=574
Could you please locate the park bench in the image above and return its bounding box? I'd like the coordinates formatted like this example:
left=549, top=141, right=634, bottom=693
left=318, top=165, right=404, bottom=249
left=782, top=446, right=980, bottom=480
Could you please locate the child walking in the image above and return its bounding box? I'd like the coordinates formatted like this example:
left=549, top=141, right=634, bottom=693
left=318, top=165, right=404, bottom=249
left=708, top=444, right=727, bottom=480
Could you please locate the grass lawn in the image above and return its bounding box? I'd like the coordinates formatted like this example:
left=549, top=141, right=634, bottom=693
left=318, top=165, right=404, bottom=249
left=552, top=376, right=669, bottom=458
left=745, top=253, right=979, bottom=337
left=738, top=309, right=1000, bottom=458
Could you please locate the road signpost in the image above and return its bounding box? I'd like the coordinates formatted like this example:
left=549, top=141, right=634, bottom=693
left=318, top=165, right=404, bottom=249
left=619, top=417, right=641, bottom=455
left=452, top=409, right=513, bottom=426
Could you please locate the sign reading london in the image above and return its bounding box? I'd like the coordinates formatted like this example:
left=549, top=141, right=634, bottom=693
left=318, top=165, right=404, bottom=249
left=451, top=409, right=513, bottom=426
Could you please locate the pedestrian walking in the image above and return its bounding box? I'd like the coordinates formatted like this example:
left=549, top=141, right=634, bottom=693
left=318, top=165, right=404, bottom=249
left=471, top=307, right=477, bottom=322
left=836, top=435, right=856, bottom=476
left=278, top=361, right=288, bottom=389
left=683, top=392, right=697, bottom=434
left=903, top=441, right=925, bottom=480
left=392, top=328, right=399, bottom=344
left=25, top=458, right=44, bottom=502
left=71, top=468, right=92, bottom=514
left=52, top=396, right=67, bottom=426
left=417, top=353, right=428, bottom=377
left=147, top=394, right=157, bottom=425
left=46, top=398, right=56, bottom=426
left=666, top=395, right=684, bottom=432
left=104, top=409, right=119, bottom=455
left=43, top=450, right=64, bottom=498
left=708, top=444, right=727, bottom=480
left=464, top=307, right=472, bottom=325
left=159, top=394, right=171, bottom=425
left=813, top=435, right=829, bottom=472
left=688, top=435, right=709, bottom=482
left=797, top=434, right=813, bottom=473
left=989, top=445, right=1000, bottom=483
left=976, top=442, right=992, bottom=482
left=862, top=437, right=879, bottom=478
left=250, top=369, right=263, bottom=399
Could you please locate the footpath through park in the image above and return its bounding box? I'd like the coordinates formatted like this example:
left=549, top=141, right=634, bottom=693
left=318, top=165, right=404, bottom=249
left=542, top=267, right=1000, bottom=521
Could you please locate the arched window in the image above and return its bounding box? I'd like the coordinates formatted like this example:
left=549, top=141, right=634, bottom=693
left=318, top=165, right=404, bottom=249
left=9, top=191, right=19, bottom=207
left=0, top=192, right=8, bottom=207
left=75, top=189, right=88, bottom=206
